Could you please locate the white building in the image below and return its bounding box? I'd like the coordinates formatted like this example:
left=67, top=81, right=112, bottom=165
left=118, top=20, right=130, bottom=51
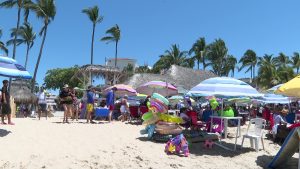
left=106, top=58, right=137, bottom=70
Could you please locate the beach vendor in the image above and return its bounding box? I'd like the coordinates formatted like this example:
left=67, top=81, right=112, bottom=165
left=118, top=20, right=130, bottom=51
left=106, top=87, right=117, bottom=122
left=59, top=84, right=73, bottom=123
left=37, top=87, right=47, bottom=120
left=1, top=80, right=14, bottom=125
left=86, top=86, right=96, bottom=123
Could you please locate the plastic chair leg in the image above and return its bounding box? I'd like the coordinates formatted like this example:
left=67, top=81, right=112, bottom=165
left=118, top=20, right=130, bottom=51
left=250, top=138, right=254, bottom=148
left=255, top=138, right=259, bottom=152
left=261, top=137, right=265, bottom=150
left=241, top=136, right=245, bottom=148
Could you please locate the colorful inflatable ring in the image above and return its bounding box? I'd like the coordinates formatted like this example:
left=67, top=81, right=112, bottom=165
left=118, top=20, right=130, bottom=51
left=155, top=127, right=183, bottom=135
left=159, top=114, right=184, bottom=124
left=152, top=93, right=169, bottom=105
left=142, top=112, right=153, bottom=121
left=157, top=121, right=177, bottom=126
left=152, top=98, right=168, bottom=113
left=156, top=124, right=178, bottom=130
left=222, top=108, right=234, bottom=117
left=150, top=100, right=165, bottom=113
left=142, top=116, right=160, bottom=125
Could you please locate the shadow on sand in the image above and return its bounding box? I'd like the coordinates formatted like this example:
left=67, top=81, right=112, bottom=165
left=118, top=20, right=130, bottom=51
left=126, top=121, right=142, bottom=126
left=0, top=129, right=11, bottom=137
left=256, top=154, right=298, bottom=169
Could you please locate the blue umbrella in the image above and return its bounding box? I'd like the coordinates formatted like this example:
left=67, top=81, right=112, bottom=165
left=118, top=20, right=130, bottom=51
left=188, top=77, right=262, bottom=98
left=0, top=56, right=32, bottom=79
left=266, top=84, right=283, bottom=93
left=258, top=93, right=290, bottom=104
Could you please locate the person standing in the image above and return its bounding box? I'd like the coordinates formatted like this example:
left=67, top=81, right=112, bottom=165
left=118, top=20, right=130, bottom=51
left=70, top=88, right=79, bottom=121
left=86, top=86, right=95, bottom=123
left=37, top=87, right=47, bottom=120
left=59, top=84, right=72, bottom=123
left=106, top=87, right=117, bottom=122
left=1, top=80, right=14, bottom=125
left=120, top=95, right=129, bottom=122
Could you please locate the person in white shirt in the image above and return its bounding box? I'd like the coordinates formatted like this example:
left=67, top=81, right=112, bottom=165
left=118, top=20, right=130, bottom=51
left=37, top=87, right=47, bottom=120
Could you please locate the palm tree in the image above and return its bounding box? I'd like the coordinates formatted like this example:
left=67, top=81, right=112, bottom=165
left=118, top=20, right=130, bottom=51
left=23, top=0, right=33, bottom=22
left=292, top=52, right=300, bottom=74
left=0, top=0, right=25, bottom=59
left=205, top=39, right=228, bottom=76
left=224, top=55, right=237, bottom=77
left=0, top=29, right=8, bottom=55
left=274, top=52, right=291, bottom=68
left=256, top=54, right=278, bottom=89
left=238, top=49, right=257, bottom=82
left=189, top=37, right=206, bottom=70
left=101, top=24, right=121, bottom=67
left=152, top=44, right=192, bottom=73
left=82, top=5, right=103, bottom=65
left=28, top=0, right=56, bottom=91
left=7, top=22, right=36, bottom=68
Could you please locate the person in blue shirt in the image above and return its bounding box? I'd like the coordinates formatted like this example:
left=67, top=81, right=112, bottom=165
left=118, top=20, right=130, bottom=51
left=106, top=87, right=117, bottom=122
left=86, top=86, right=96, bottom=123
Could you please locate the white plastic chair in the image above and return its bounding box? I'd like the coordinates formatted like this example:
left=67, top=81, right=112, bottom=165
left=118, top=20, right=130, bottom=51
left=241, top=118, right=266, bottom=152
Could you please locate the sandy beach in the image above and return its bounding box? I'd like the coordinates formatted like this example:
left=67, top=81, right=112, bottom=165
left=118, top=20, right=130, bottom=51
left=0, top=113, right=297, bottom=169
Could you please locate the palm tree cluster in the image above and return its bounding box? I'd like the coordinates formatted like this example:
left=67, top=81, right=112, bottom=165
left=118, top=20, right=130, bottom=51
left=153, top=38, right=236, bottom=77
left=0, top=0, right=56, bottom=91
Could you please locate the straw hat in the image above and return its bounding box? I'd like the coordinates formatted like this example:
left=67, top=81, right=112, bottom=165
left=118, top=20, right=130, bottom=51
left=63, top=84, right=69, bottom=88
left=281, top=108, right=288, bottom=114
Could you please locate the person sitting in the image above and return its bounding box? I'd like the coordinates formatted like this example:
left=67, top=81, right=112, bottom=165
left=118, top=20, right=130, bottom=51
left=120, top=95, right=130, bottom=122
left=272, top=108, right=290, bottom=143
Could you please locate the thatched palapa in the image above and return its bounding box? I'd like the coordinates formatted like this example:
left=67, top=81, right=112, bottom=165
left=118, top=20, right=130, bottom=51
left=10, top=79, right=37, bottom=104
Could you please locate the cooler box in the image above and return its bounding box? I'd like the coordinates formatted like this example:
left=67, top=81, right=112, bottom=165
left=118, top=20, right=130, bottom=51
left=95, top=108, right=109, bottom=117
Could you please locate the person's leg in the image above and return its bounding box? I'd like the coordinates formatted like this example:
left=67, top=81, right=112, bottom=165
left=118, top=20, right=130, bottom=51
left=75, top=106, right=78, bottom=121
left=38, top=105, right=41, bottom=120
left=63, top=104, right=67, bottom=123
left=66, top=105, right=72, bottom=123
left=7, top=104, right=13, bottom=125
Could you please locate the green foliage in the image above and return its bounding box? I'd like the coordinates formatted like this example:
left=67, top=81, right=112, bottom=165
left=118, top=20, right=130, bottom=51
left=0, top=28, right=8, bottom=55
left=135, top=65, right=151, bottom=73
left=189, top=37, right=206, bottom=70
left=205, top=39, right=232, bottom=76
left=239, top=49, right=257, bottom=80
left=44, top=66, right=83, bottom=90
left=82, top=5, right=103, bottom=25
left=152, top=44, right=193, bottom=73
left=292, top=52, right=300, bottom=74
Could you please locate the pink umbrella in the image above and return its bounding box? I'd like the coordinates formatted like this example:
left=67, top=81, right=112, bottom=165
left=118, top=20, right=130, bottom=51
left=136, top=81, right=178, bottom=97
left=104, top=84, right=137, bottom=97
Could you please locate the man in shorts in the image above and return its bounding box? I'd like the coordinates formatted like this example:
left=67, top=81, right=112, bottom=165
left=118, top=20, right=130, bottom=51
left=37, top=87, right=47, bottom=120
left=1, top=80, right=14, bottom=125
left=86, top=86, right=96, bottom=123
left=106, top=87, right=117, bottom=122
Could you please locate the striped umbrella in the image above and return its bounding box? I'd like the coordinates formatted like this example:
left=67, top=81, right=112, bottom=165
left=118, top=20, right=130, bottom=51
left=136, top=81, right=178, bottom=97
left=104, top=84, right=137, bottom=97
left=266, top=84, right=283, bottom=93
left=0, top=56, right=32, bottom=79
left=188, top=77, right=262, bottom=98
left=258, top=93, right=290, bottom=104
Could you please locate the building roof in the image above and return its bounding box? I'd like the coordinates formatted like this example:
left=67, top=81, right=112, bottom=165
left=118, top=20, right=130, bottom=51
left=124, top=65, right=217, bottom=90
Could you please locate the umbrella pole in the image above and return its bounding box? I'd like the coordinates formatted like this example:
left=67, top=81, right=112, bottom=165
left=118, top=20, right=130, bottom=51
left=221, top=98, right=224, bottom=116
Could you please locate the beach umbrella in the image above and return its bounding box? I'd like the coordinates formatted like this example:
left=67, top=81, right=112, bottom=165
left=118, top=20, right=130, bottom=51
left=188, top=77, right=262, bottom=98
left=226, top=97, right=252, bottom=104
left=0, top=56, right=32, bottom=79
left=266, top=84, right=283, bottom=93
left=257, top=93, right=290, bottom=104
left=136, top=80, right=178, bottom=97
left=104, top=84, right=137, bottom=97
left=275, top=75, right=300, bottom=97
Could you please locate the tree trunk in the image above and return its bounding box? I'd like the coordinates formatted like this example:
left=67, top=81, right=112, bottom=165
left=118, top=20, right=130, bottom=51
left=89, top=24, right=96, bottom=85
left=113, top=40, right=118, bottom=85
left=297, top=67, right=299, bottom=74
left=24, top=44, right=29, bottom=69
left=197, top=60, right=200, bottom=70
left=250, top=67, right=253, bottom=83
left=12, top=7, right=21, bottom=59
left=31, top=24, right=48, bottom=92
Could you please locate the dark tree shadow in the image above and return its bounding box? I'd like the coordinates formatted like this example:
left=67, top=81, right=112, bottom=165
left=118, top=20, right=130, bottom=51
left=0, top=129, right=11, bottom=137
left=126, top=121, right=142, bottom=125
left=256, top=155, right=298, bottom=169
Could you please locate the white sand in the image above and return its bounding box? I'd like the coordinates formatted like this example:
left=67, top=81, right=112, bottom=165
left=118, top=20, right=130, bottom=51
left=0, top=115, right=298, bottom=169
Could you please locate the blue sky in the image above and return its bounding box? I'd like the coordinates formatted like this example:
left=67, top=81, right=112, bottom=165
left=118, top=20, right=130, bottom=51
left=0, top=0, right=300, bottom=87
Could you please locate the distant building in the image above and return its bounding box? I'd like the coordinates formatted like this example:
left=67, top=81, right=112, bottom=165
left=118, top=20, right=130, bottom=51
left=106, top=58, right=137, bottom=70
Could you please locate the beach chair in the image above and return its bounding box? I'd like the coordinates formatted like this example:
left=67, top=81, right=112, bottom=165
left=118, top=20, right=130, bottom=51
left=187, top=110, right=205, bottom=130
left=241, top=118, right=266, bottom=152
left=140, top=106, right=149, bottom=116
left=129, top=106, right=139, bottom=122
left=94, top=108, right=109, bottom=120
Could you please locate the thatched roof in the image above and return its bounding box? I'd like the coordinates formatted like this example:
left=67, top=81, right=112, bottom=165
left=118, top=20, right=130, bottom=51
left=124, top=65, right=217, bottom=90
left=10, top=79, right=37, bottom=104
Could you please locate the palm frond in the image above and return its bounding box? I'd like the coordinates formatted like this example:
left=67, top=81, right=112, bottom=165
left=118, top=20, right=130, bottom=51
left=0, top=0, right=17, bottom=8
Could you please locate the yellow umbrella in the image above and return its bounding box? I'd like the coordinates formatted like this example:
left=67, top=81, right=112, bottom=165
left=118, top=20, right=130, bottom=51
left=275, top=75, right=300, bottom=97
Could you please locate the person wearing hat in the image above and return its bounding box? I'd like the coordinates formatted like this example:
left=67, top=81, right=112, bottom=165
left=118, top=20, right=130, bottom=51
left=1, top=80, right=14, bottom=125
left=37, top=86, right=47, bottom=120
left=272, top=108, right=288, bottom=140
left=59, top=84, right=72, bottom=123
